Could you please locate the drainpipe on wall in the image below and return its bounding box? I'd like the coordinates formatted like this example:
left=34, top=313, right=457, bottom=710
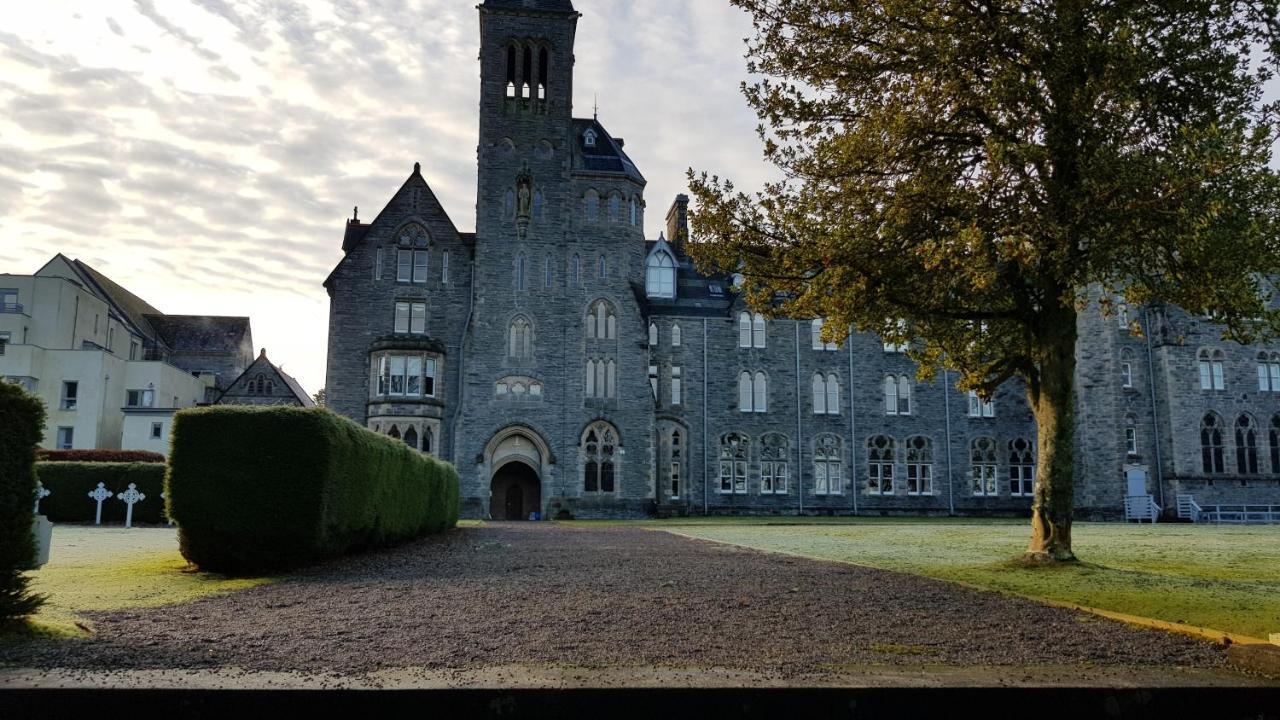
left=848, top=327, right=858, bottom=515
left=943, top=368, right=956, bottom=516
left=795, top=321, right=804, bottom=515
left=1143, top=305, right=1166, bottom=510
left=702, top=318, right=708, bottom=516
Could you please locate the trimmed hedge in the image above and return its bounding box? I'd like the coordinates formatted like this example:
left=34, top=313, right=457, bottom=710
left=37, top=449, right=166, bottom=463
left=0, top=381, right=46, bottom=619
left=167, top=405, right=459, bottom=574
left=35, top=462, right=167, bottom=524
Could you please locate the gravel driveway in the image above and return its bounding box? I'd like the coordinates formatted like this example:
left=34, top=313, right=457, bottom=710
left=0, top=523, right=1227, bottom=677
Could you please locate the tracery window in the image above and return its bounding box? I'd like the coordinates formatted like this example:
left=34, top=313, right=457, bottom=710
left=1009, top=438, right=1035, bottom=496
left=867, top=435, right=895, bottom=495
left=905, top=436, right=934, bottom=495
left=1201, top=413, right=1225, bottom=473
left=970, top=437, right=997, bottom=496
left=718, top=433, right=749, bottom=494
left=1236, top=414, right=1259, bottom=474
left=814, top=434, right=843, bottom=495
left=582, top=421, right=617, bottom=493
left=760, top=433, right=789, bottom=495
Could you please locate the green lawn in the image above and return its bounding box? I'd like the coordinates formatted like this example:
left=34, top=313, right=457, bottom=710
left=646, top=519, right=1280, bottom=639
left=8, top=527, right=271, bottom=638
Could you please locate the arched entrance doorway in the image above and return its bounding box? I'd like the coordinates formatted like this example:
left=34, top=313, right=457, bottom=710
left=490, top=461, right=540, bottom=520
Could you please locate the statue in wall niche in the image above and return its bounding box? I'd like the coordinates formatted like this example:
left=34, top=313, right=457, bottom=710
left=515, top=165, right=533, bottom=239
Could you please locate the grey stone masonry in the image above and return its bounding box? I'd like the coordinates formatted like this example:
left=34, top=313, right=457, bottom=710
left=322, top=0, right=1280, bottom=520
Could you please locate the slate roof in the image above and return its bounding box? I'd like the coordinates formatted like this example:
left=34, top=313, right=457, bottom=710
left=572, top=118, right=645, bottom=184
left=145, top=314, right=252, bottom=355
left=68, top=257, right=163, bottom=342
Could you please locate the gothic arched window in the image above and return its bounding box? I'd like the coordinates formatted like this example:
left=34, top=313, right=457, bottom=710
left=514, top=252, right=526, bottom=291
left=905, top=436, right=934, bottom=495
left=646, top=250, right=675, bottom=298
left=521, top=44, right=533, bottom=98
left=1009, top=438, right=1035, bottom=496
left=718, top=432, right=749, bottom=494
left=1270, top=414, right=1280, bottom=473
left=505, top=43, right=517, bottom=97
left=812, top=373, right=840, bottom=415
left=1236, top=414, right=1259, bottom=474
left=811, top=319, right=837, bottom=350
left=584, top=190, right=599, bottom=221
left=509, top=316, right=532, bottom=360
left=533, top=190, right=545, bottom=220
left=537, top=46, right=549, bottom=99
left=586, top=299, right=617, bottom=340
left=971, top=437, right=997, bottom=496
left=867, top=435, right=894, bottom=495
left=759, top=433, right=789, bottom=495
left=1198, top=349, right=1225, bottom=390
left=582, top=421, right=618, bottom=493
left=671, top=323, right=682, bottom=347
left=1201, top=413, right=1225, bottom=473
left=648, top=322, right=658, bottom=347
left=814, top=434, right=843, bottom=495
left=1120, top=348, right=1135, bottom=388
left=403, top=426, right=418, bottom=450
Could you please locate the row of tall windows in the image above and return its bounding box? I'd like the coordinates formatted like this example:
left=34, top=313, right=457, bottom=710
left=505, top=41, right=549, bottom=100
left=1201, top=413, right=1280, bottom=475
left=866, top=435, right=936, bottom=495
left=716, top=433, right=845, bottom=496
left=581, top=190, right=641, bottom=226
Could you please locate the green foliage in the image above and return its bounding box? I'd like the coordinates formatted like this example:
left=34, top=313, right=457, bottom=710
left=37, top=449, right=166, bottom=463
left=167, top=405, right=459, bottom=574
left=688, top=0, right=1280, bottom=559
left=35, top=462, right=167, bottom=524
left=0, top=382, right=47, bottom=619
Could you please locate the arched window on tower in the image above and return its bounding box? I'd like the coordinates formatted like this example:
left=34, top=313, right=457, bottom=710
left=586, top=299, right=617, bottom=340
left=509, top=316, right=532, bottom=360
left=505, top=44, right=516, bottom=98
left=1202, top=413, right=1225, bottom=473
left=533, top=190, right=544, bottom=220
left=584, top=190, right=599, bottom=221
left=582, top=421, right=618, bottom=493
left=521, top=44, right=533, bottom=98
left=403, top=426, right=418, bottom=450
left=608, top=192, right=621, bottom=222
left=537, top=46, right=548, bottom=99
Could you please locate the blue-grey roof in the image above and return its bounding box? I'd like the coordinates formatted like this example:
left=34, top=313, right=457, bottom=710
left=482, top=0, right=576, bottom=14
left=572, top=118, right=645, bottom=185
left=639, top=239, right=736, bottom=318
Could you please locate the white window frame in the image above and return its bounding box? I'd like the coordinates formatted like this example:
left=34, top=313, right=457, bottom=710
left=61, top=381, right=78, bottom=410
left=56, top=426, right=73, bottom=450
left=397, top=249, right=412, bottom=283
left=967, top=390, right=994, bottom=418
left=811, top=319, right=837, bottom=351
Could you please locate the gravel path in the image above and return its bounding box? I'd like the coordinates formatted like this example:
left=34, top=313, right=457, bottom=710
left=0, top=523, right=1227, bottom=676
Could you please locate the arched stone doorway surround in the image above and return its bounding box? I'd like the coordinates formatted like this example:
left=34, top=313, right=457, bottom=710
left=483, top=425, right=552, bottom=520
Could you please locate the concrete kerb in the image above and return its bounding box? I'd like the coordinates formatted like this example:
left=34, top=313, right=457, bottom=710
left=655, top=528, right=1271, bottom=650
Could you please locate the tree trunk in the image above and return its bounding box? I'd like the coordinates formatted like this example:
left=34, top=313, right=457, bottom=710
left=1024, top=304, right=1079, bottom=563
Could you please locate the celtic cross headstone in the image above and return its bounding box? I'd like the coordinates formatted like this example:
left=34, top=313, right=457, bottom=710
left=34, top=480, right=51, bottom=514
left=88, top=482, right=113, bottom=525
left=118, top=483, right=145, bottom=529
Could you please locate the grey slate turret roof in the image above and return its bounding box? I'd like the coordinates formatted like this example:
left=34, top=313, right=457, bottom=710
left=572, top=118, right=646, bottom=184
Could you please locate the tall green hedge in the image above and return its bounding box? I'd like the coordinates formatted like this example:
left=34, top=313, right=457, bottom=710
left=35, top=462, right=167, bottom=524
left=0, top=382, right=46, bottom=619
left=167, top=405, right=458, bottom=574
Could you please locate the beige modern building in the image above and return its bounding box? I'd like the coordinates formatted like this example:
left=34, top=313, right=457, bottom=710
left=0, top=255, right=254, bottom=455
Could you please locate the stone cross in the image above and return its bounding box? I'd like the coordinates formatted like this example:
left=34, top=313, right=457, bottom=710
left=118, top=483, right=145, bottom=529
left=34, top=481, right=51, bottom=515
left=88, top=482, right=113, bottom=525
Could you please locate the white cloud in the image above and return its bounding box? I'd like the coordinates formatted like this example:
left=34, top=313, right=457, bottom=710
left=0, top=0, right=776, bottom=395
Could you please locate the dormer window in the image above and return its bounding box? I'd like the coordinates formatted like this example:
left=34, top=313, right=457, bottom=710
left=646, top=250, right=676, bottom=298
left=583, top=128, right=597, bottom=148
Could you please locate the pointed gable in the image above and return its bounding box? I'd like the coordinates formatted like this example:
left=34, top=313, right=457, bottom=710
left=216, top=348, right=314, bottom=407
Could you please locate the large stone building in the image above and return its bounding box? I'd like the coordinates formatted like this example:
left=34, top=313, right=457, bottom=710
left=323, top=0, right=1280, bottom=520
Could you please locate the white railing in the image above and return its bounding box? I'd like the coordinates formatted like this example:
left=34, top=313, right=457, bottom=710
left=1176, top=494, right=1202, bottom=521
left=1196, top=504, right=1280, bottom=525
left=1124, top=494, right=1161, bottom=523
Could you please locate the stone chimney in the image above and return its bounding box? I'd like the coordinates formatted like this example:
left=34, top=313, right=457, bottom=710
left=665, top=194, right=689, bottom=251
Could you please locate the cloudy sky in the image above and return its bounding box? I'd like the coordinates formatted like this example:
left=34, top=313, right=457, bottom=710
left=1, top=0, right=773, bottom=393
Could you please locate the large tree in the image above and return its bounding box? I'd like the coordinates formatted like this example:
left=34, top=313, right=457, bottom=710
left=689, top=0, right=1280, bottom=561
